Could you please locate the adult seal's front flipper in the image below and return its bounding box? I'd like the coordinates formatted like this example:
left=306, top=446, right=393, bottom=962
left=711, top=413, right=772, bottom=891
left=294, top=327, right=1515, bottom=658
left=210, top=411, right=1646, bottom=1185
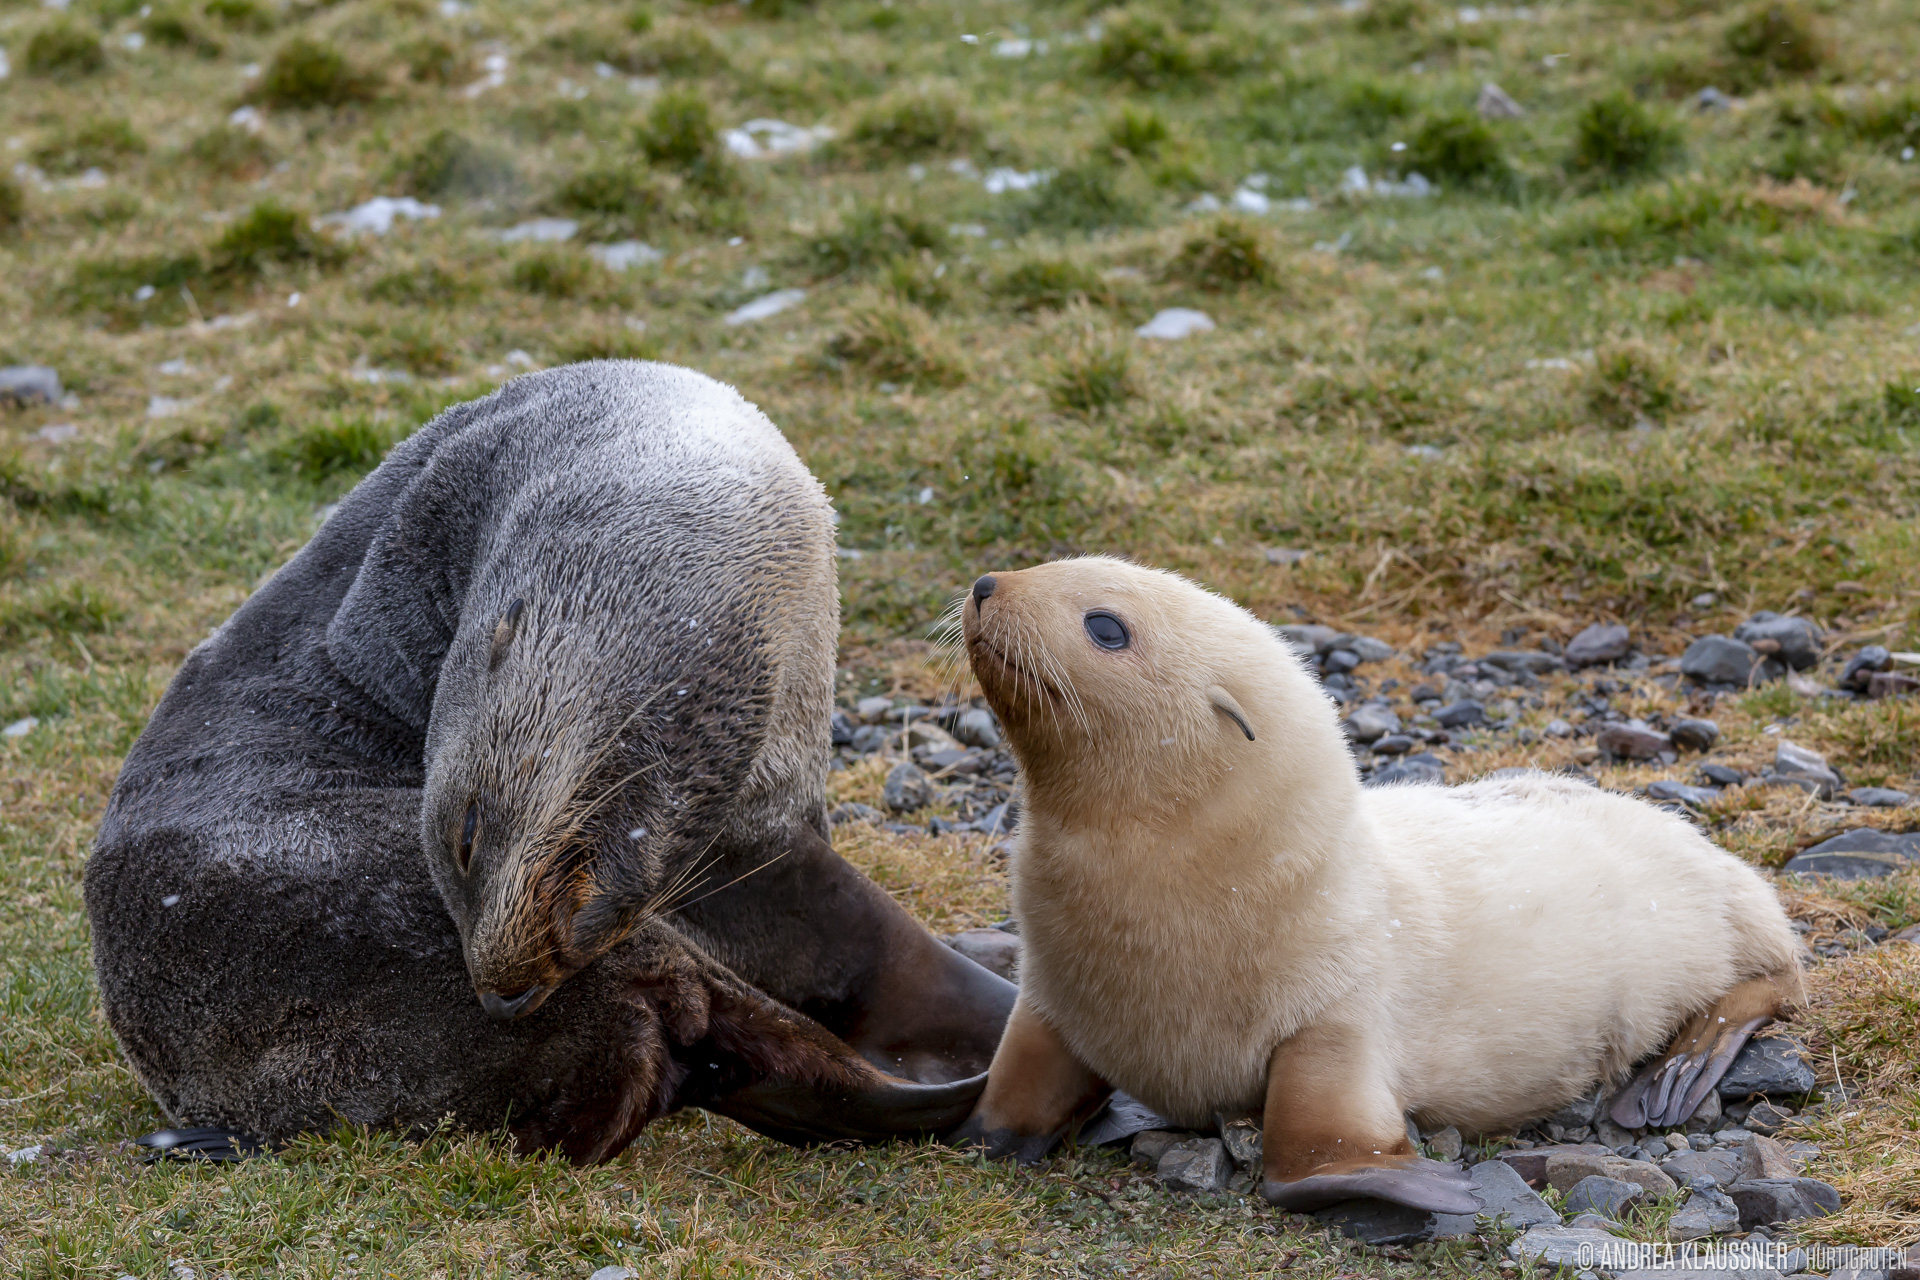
left=136, top=1128, right=271, bottom=1163
left=712, top=1072, right=988, bottom=1147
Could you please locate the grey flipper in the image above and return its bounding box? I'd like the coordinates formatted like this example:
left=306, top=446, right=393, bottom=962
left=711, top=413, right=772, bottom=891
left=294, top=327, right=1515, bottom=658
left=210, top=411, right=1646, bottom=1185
left=1074, top=1092, right=1178, bottom=1147
left=1261, top=1158, right=1482, bottom=1215
left=1609, top=1014, right=1770, bottom=1130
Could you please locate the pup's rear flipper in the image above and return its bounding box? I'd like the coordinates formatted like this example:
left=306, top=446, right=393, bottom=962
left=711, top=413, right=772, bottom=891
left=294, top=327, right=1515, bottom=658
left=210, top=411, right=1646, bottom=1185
left=1261, top=1155, right=1481, bottom=1215
left=136, top=1128, right=270, bottom=1162
left=1608, top=974, right=1794, bottom=1130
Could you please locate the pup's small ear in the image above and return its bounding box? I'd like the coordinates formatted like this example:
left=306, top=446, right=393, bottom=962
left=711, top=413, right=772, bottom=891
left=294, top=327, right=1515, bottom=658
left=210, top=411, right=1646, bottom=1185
left=489, top=598, right=525, bottom=670
left=1207, top=684, right=1255, bottom=741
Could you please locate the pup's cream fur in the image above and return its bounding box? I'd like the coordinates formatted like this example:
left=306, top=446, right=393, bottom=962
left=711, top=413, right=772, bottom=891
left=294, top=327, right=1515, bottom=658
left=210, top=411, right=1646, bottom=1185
left=959, top=557, right=1803, bottom=1203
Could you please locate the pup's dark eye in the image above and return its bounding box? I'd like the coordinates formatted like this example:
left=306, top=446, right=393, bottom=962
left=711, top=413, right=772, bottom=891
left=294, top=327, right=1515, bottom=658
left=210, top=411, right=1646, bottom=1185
left=456, top=802, right=479, bottom=874
left=1084, top=610, right=1130, bottom=651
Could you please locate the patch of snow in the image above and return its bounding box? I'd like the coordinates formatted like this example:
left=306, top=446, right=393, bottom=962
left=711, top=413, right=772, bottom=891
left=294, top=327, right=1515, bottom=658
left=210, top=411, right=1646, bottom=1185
left=463, top=52, right=508, bottom=97
left=31, top=424, right=78, bottom=444
left=490, top=217, right=578, bottom=243
left=1231, top=187, right=1271, bottom=214
left=1136, top=308, right=1215, bottom=340
left=147, top=395, right=195, bottom=418
left=6, top=1144, right=44, bottom=1163
left=723, top=119, right=833, bottom=159
left=121, top=31, right=144, bottom=50
left=157, top=358, right=196, bottom=376
left=993, top=38, right=1046, bottom=57
left=723, top=289, right=806, bottom=326
left=588, top=241, right=664, bottom=271
left=316, top=196, right=441, bottom=236
left=982, top=167, right=1050, bottom=194
left=1185, top=193, right=1222, bottom=214
left=227, top=105, right=263, bottom=133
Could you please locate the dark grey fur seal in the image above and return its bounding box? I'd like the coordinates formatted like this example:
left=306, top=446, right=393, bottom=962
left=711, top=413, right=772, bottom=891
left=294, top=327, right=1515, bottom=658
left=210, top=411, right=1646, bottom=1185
left=85, top=361, right=1014, bottom=1162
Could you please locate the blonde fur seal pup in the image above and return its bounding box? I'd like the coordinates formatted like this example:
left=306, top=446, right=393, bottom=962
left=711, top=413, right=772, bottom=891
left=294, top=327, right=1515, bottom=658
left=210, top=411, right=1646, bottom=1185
left=953, top=556, right=1805, bottom=1213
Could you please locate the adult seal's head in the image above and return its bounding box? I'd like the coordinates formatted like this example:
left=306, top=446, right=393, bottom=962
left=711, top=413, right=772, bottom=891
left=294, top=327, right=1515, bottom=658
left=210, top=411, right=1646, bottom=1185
left=354, top=362, right=843, bottom=1022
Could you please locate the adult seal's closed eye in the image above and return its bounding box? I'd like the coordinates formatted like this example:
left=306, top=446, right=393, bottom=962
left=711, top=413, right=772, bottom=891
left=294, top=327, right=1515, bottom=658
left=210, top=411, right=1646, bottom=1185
left=952, top=556, right=1805, bottom=1214
left=85, top=360, right=1013, bottom=1161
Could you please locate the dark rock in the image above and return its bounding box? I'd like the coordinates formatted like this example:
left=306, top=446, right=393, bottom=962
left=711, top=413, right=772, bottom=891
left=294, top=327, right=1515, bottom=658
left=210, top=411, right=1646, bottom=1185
left=1718, top=1036, right=1816, bottom=1100
left=1215, top=1112, right=1262, bottom=1170
left=1367, top=753, right=1446, bottom=787
left=1130, top=1129, right=1187, bottom=1168
left=1507, top=1226, right=1630, bottom=1269
left=883, top=762, right=934, bottom=813
left=1869, top=672, right=1920, bottom=699
left=1734, top=612, right=1823, bottom=671
left=1841, top=646, right=1893, bottom=691
left=1496, top=1143, right=1612, bottom=1187
left=951, top=707, right=1002, bottom=749
left=1158, top=1137, right=1230, bottom=1193
left=945, top=927, right=1020, bottom=980
left=1849, top=787, right=1912, bottom=808
left=1597, top=723, right=1670, bottom=760
left=829, top=709, right=856, bottom=746
left=1774, top=739, right=1843, bottom=798
left=1563, top=1175, right=1644, bottom=1217
left=1433, top=1158, right=1561, bottom=1238
left=1699, top=763, right=1747, bottom=787
left=1725, top=1177, right=1840, bottom=1228
left=1742, top=1102, right=1794, bottom=1135
left=0, top=365, right=63, bottom=407
left=855, top=695, right=894, bottom=723
left=1782, top=828, right=1920, bottom=880
left=1647, top=780, right=1721, bottom=808
left=1343, top=704, right=1401, bottom=743
left=1372, top=734, right=1416, bottom=755
left=850, top=724, right=888, bottom=754
left=1565, top=623, right=1632, bottom=667
left=828, top=802, right=882, bottom=826
left=1740, top=1135, right=1800, bottom=1181
left=1434, top=700, right=1484, bottom=728
left=1661, top=1148, right=1746, bottom=1188
left=1669, top=718, right=1720, bottom=752
left=1324, top=648, right=1361, bottom=675
left=1274, top=623, right=1341, bottom=655
left=1669, top=1185, right=1743, bottom=1241
left=1482, top=650, right=1567, bottom=676
left=1546, top=1151, right=1677, bottom=1198
left=1316, top=1198, right=1436, bottom=1245
left=1335, top=633, right=1396, bottom=663
left=1682, top=635, right=1766, bottom=686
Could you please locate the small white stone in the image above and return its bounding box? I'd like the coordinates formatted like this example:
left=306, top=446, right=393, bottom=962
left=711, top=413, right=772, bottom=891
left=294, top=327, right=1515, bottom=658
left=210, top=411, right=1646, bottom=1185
left=490, top=218, right=578, bottom=243
left=588, top=241, right=664, bottom=271
left=1135, top=308, right=1215, bottom=340
left=723, top=289, right=806, bottom=326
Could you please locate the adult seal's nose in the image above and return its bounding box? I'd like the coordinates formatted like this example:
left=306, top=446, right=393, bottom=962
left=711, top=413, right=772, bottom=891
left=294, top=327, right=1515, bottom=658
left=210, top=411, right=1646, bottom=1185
left=478, top=985, right=546, bottom=1022
left=972, top=575, right=997, bottom=607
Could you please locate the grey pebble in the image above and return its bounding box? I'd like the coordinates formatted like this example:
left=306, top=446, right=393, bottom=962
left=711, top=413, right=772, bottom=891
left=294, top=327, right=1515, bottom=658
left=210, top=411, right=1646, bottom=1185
left=883, top=761, right=934, bottom=813
left=0, top=365, right=63, bottom=406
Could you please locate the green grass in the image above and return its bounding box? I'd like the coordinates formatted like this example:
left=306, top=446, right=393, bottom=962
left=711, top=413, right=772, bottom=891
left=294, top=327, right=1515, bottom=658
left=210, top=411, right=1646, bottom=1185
left=4, top=0, right=1920, bottom=1267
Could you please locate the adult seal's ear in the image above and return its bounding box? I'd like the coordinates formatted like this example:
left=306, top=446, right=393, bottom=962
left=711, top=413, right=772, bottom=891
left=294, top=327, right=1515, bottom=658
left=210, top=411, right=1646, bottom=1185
left=487, top=598, right=524, bottom=671
left=1208, top=685, right=1256, bottom=741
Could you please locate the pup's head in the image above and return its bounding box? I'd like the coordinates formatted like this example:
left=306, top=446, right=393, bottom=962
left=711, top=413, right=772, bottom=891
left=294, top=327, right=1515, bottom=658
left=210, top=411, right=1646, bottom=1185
left=960, top=556, right=1352, bottom=821
left=420, top=588, right=759, bottom=1023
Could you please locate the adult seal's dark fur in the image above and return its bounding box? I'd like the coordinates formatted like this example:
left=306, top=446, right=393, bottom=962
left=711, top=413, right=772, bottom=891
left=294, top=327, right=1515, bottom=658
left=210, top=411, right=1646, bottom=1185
left=85, top=361, right=1015, bottom=1161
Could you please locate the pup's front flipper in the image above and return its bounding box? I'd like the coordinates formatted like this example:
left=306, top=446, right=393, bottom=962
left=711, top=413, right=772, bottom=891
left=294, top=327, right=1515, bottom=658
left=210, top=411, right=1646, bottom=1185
left=1261, top=1155, right=1480, bottom=1214
left=1609, top=974, right=1795, bottom=1130
left=1258, top=1019, right=1482, bottom=1216
left=948, top=995, right=1107, bottom=1166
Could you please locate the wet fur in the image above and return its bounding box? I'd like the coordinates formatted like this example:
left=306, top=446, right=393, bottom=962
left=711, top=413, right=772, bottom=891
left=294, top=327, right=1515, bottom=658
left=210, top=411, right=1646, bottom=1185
left=86, top=361, right=1010, bottom=1153
left=965, top=557, right=1806, bottom=1135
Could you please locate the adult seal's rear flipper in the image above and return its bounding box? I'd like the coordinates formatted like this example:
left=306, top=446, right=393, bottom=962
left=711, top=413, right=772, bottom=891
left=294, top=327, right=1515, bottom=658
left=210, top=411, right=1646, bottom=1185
left=136, top=1128, right=271, bottom=1162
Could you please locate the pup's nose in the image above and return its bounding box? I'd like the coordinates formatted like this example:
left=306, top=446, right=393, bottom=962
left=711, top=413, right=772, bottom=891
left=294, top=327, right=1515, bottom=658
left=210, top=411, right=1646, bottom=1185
left=972, top=575, right=997, bottom=607
left=478, top=984, right=546, bottom=1022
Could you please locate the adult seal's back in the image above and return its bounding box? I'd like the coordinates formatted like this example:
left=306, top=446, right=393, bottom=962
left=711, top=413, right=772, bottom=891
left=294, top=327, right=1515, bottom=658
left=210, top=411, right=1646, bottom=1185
left=86, top=361, right=1014, bottom=1162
